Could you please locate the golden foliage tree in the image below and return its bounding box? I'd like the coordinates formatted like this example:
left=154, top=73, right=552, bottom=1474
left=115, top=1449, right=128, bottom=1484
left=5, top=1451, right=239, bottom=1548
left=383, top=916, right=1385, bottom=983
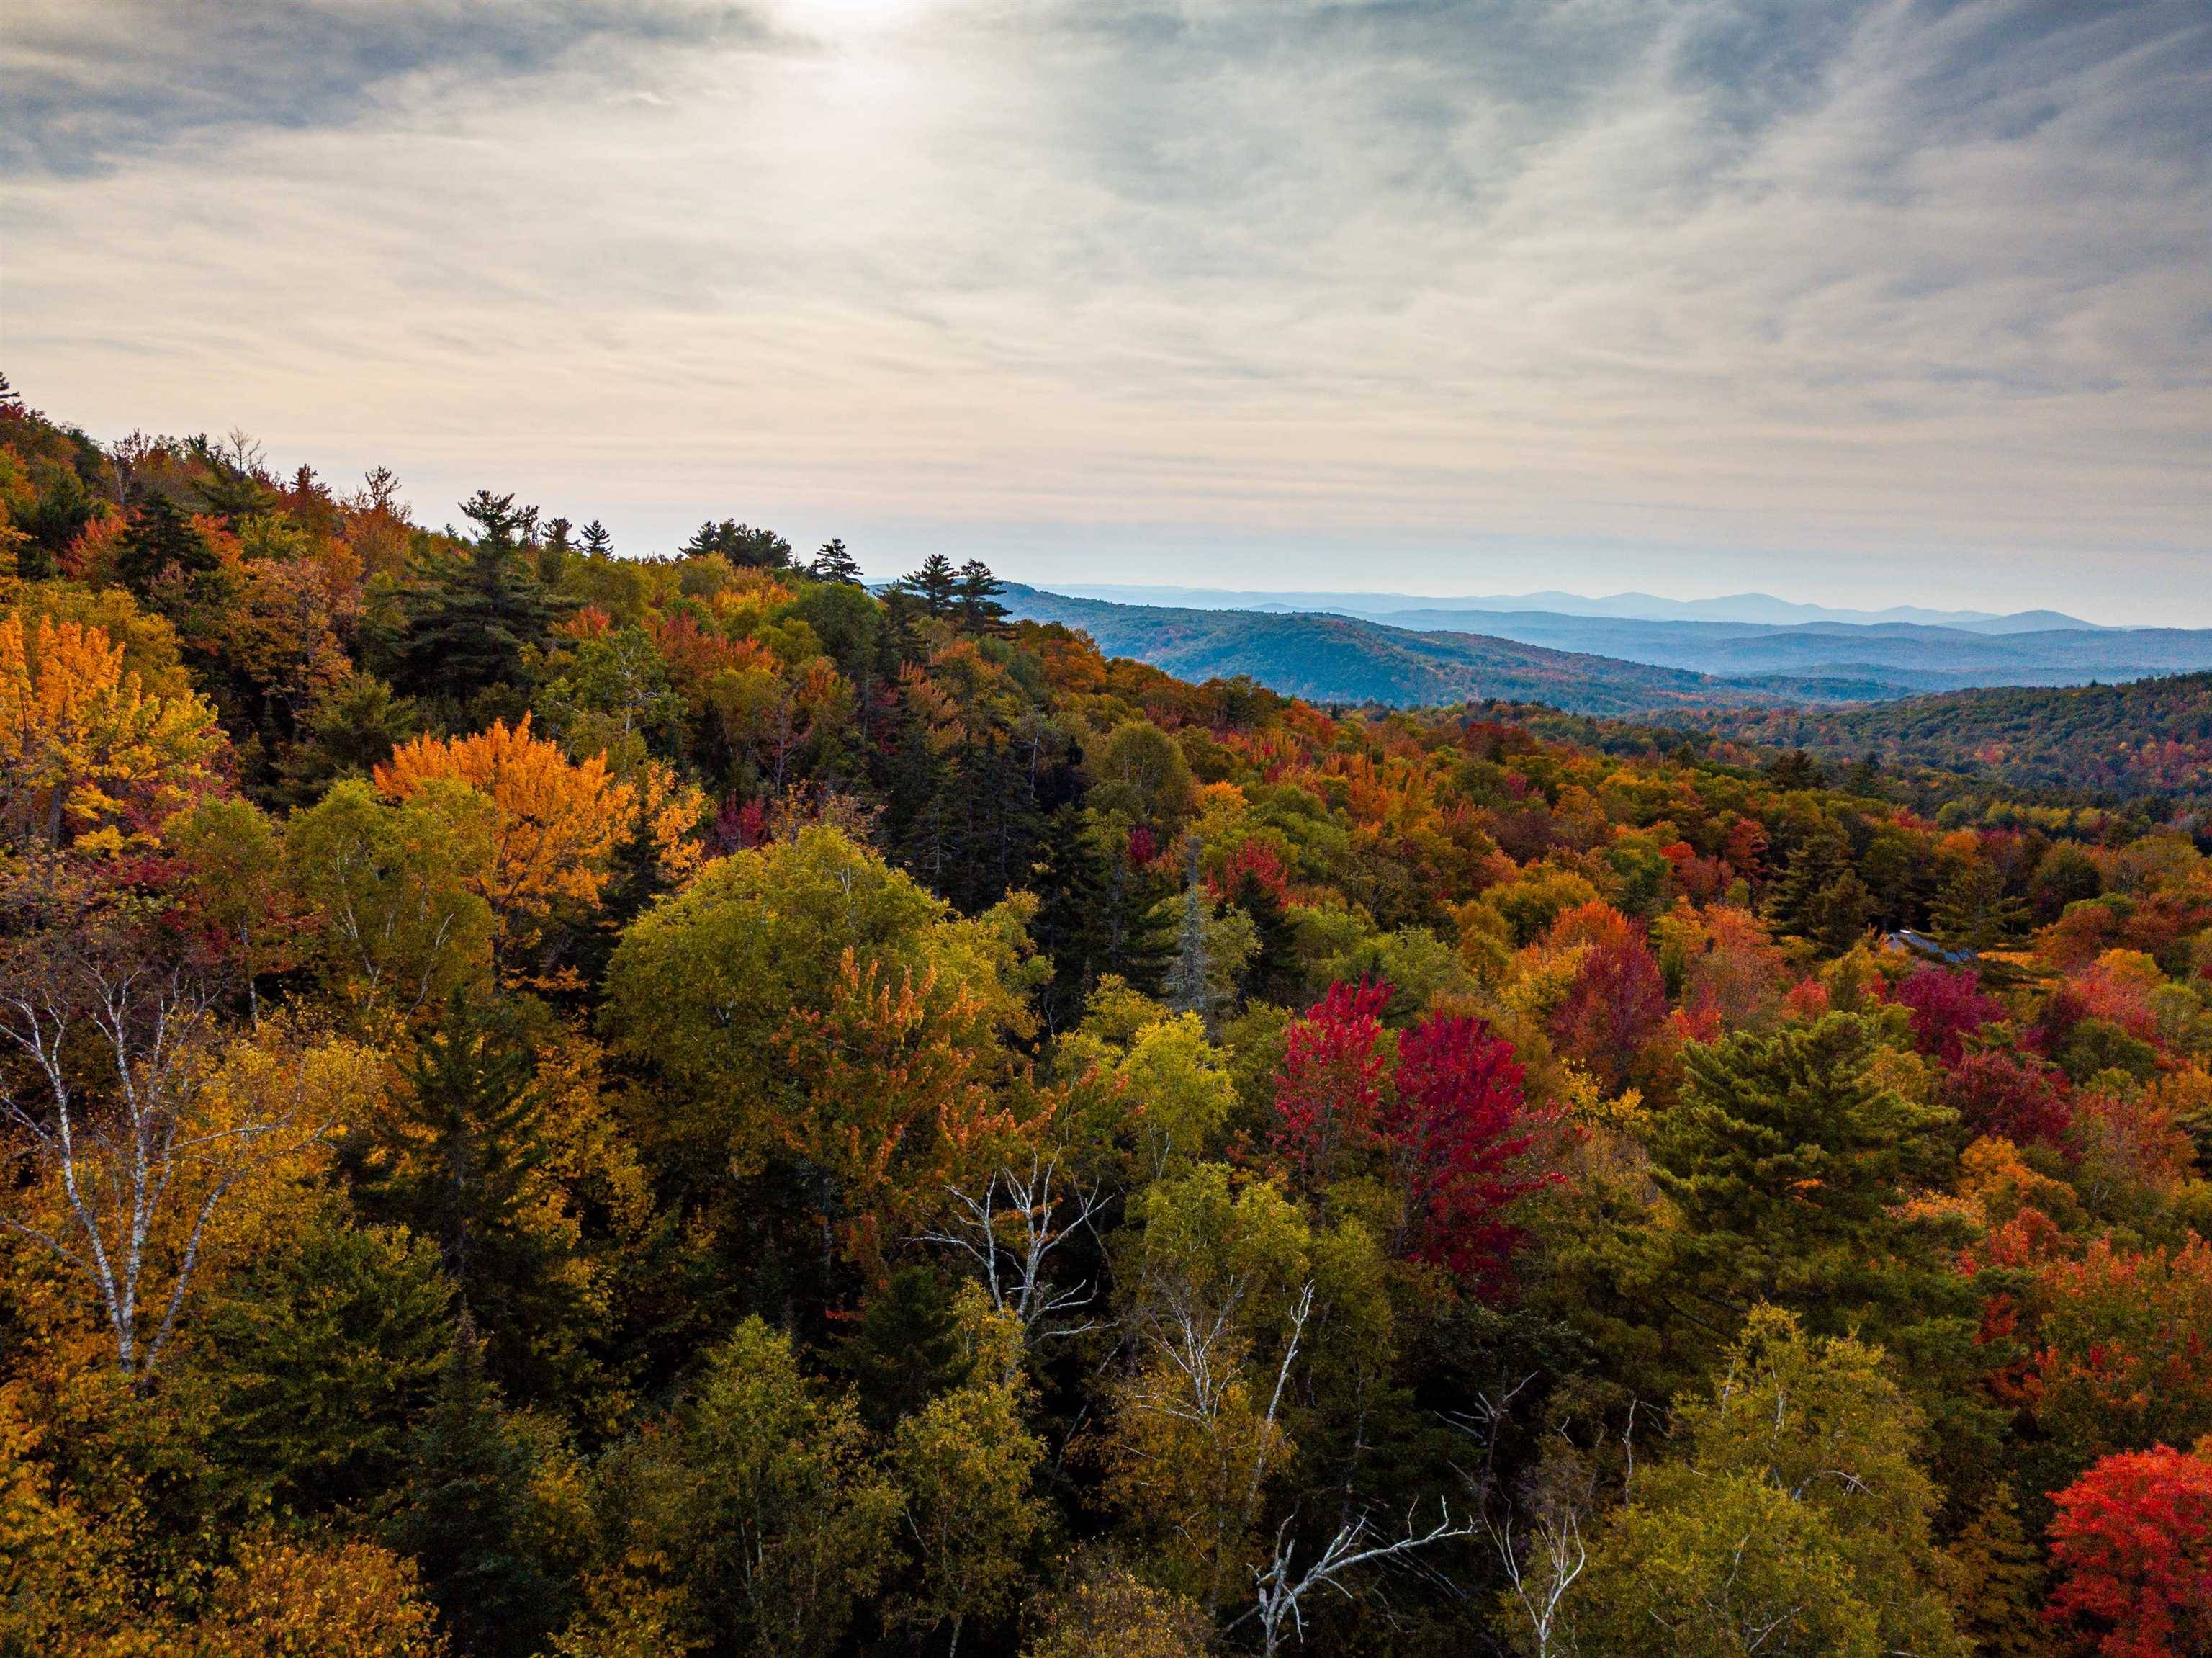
left=374, top=716, right=634, bottom=961
left=0, top=611, right=222, bottom=853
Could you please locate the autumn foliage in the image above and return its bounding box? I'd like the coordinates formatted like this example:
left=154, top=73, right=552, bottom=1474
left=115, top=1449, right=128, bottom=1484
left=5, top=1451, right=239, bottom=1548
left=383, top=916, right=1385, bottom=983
left=6, top=391, right=2212, bottom=1657
left=2047, top=1440, right=2212, bottom=1658
left=375, top=715, right=634, bottom=949
left=0, top=611, right=220, bottom=851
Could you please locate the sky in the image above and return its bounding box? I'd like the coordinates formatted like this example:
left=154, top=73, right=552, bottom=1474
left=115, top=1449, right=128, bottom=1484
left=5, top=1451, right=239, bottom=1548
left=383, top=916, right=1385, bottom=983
left=5, top=0, right=2210, bottom=624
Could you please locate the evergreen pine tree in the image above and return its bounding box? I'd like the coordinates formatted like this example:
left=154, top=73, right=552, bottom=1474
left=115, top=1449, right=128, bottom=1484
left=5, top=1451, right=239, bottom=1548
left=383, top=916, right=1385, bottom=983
left=835, top=1265, right=968, bottom=1430
left=1232, top=869, right=1303, bottom=1008
left=1768, top=823, right=1872, bottom=954
left=809, top=537, right=864, bottom=585
left=352, top=991, right=582, bottom=1399
left=1933, top=861, right=2028, bottom=953
left=1164, top=838, right=1214, bottom=1028
left=390, top=1314, right=562, bottom=1658
left=579, top=519, right=613, bottom=557
left=387, top=490, right=570, bottom=707
left=185, top=431, right=277, bottom=526
left=1106, top=838, right=1176, bottom=998
left=954, top=559, right=1009, bottom=632
left=115, top=493, right=216, bottom=596
left=1031, top=804, right=1112, bottom=1032
left=903, top=552, right=960, bottom=617
left=1765, top=749, right=1825, bottom=791
left=1622, top=1013, right=1984, bottom=1422
left=680, top=519, right=792, bottom=568
left=536, top=515, right=572, bottom=585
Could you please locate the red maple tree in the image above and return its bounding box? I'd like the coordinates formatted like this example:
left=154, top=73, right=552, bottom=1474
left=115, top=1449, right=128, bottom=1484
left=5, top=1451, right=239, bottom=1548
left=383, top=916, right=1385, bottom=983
left=2047, top=1440, right=2212, bottom=1658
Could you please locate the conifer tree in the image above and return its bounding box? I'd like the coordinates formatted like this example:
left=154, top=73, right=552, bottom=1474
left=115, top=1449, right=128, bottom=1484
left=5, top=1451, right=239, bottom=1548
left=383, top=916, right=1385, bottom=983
left=837, top=1265, right=968, bottom=1429
left=1231, top=866, right=1303, bottom=1008
left=352, top=991, right=582, bottom=1397
left=1165, top=839, right=1214, bottom=1029
left=904, top=552, right=960, bottom=617
left=680, top=519, right=792, bottom=568
left=1768, top=822, right=1873, bottom=953
left=390, top=1315, right=562, bottom=1658
left=955, top=558, right=1009, bottom=632
left=116, top=493, right=216, bottom=595
left=578, top=519, right=613, bottom=557
left=385, top=490, right=569, bottom=706
left=1932, top=861, right=2028, bottom=952
left=809, top=537, right=864, bottom=585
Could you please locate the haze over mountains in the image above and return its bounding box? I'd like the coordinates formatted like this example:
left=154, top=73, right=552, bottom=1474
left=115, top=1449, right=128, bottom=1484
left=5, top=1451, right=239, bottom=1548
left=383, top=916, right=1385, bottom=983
left=1012, top=586, right=2212, bottom=706
left=1053, top=584, right=2103, bottom=632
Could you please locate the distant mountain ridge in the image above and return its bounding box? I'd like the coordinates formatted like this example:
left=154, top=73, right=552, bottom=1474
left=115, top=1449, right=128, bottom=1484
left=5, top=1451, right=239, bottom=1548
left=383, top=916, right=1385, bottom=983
left=1002, top=587, right=1802, bottom=716
left=1052, top=583, right=2105, bottom=632
left=1013, top=586, right=2212, bottom=702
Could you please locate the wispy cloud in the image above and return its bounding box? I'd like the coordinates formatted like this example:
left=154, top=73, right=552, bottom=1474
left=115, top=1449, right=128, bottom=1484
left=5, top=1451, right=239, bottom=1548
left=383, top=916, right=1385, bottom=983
left=5, top=0, right=2207, bottom=618
left=2, top=0, right=772, bottom=174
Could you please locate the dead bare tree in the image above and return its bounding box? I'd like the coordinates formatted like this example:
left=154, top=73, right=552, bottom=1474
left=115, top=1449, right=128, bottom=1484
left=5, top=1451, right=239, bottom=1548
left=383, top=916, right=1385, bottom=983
left=1250, top=1500, right=1475, bottom=1657
left=924, top=1150, right=1109, bottom=1348
left=1482, top=1450, right=1593, bottom=1658
left=0, top=921, right=328, bottom=1387
left=103, top=431, right=161, bottom=511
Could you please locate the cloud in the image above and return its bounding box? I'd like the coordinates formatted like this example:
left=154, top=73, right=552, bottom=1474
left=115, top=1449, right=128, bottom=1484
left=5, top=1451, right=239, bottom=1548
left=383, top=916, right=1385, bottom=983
left=1, top=0, right=772, bottom=175
left=4, top=0, right=2206, bottom=617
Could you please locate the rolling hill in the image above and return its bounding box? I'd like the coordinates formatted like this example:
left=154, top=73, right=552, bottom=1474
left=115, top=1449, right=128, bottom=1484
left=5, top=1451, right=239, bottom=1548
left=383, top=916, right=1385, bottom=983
left=1000, top=587, right=1797, bottom=716
left=1681, top=671, right=2212, bottom=802
left=1038, top=585, right=2212, bottom=696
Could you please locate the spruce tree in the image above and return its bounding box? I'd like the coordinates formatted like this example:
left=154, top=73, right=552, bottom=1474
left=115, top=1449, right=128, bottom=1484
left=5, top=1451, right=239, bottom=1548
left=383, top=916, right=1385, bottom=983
left=387, top=490, right=570, bottom=707
left=390, top=1315, right=562, bottom=1658
left=115, top=493, right=216, bottom=595
left=1232, top=869, right=1303, bottom=1008
left=1106, top=838, right=1176, bottom=998
left=1031, top=805, right=1112, bottom=1031
left=352, top=991, right=582, bottom=1399
left=1164, top=838, right=1214, bottom=1028
left=835, top=1265, right=968, bottom=1429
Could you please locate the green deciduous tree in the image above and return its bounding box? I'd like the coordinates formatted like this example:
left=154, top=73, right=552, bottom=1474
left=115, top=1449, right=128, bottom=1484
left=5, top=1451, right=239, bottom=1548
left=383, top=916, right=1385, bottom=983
left=1563, top=1309, right=1966, bottom=1658
left=598, top=1317, right=900, bottom=1657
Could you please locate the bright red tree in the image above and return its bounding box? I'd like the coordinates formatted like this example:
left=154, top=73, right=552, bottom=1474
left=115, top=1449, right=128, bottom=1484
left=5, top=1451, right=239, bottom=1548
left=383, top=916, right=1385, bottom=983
left=1894, top=964, right=2004, bottom=1064
left=1271, top=978, right=1391, bottom=1190
left=1382, top=1011, right=1551, bottom=1291
left=1273, top=984, right=1550, bottom=1294
left=2047, top=1440, right=2212, bottom=1658
left=1549, top=928, right=1668, bottom=1092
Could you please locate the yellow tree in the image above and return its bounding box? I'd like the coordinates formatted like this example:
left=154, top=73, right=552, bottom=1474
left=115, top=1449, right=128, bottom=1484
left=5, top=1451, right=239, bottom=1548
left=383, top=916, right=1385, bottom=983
left=374, top=716, right=634, bottom=964
left=0, top=895, right=371, bottom=1386
left=0, top=611, right=222, bottom=853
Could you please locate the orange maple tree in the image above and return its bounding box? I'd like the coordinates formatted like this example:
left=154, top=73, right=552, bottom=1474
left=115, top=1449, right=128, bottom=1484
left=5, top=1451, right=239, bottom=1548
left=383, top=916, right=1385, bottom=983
left=374, top=715, right=634, bottom=950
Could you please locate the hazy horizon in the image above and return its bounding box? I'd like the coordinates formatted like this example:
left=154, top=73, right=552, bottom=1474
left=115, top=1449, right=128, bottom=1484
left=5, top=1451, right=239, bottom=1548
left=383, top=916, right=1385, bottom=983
left=8, top=0, right=2209, bottom=623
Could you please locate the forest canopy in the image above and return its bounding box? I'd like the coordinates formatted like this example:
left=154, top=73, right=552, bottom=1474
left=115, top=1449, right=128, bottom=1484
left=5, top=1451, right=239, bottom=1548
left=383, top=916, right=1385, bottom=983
left=4, top=384, right=2211, bottom=1657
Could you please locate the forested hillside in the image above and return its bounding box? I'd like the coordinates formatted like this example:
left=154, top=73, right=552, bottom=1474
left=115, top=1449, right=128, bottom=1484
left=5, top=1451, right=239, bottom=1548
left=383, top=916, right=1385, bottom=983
left=6, top=387, right=2212, bottom=1658
left=1686, top=673, right=2212, bottom=805
left=998, top=586, right=1797, bottom=714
